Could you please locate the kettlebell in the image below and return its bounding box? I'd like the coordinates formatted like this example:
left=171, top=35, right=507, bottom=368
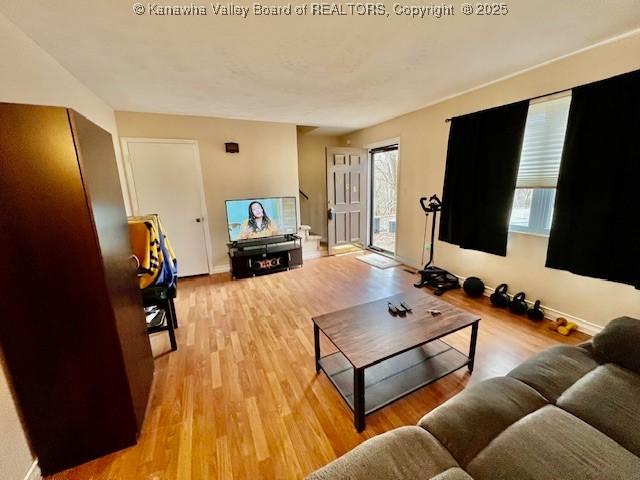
left=490, top=284, right=509, bottom=307
left=527, top=300, right=544, bottom=321
left=463, top=277, right=485, bottom=298
left=509, top=292, right=528, bottom=315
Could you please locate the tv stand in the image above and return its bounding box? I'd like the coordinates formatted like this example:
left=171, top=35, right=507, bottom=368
left=227, top=234, right=303, bottom=279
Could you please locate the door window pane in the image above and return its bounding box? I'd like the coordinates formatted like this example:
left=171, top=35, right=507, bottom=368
left=371, top=147, right=398, bottom=253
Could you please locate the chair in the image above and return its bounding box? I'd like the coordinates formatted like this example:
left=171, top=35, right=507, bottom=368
left=142, top=285, right=178, bottom=351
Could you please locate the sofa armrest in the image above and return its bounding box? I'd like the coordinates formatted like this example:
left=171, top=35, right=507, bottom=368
left=306, top=426, right=459, bottom=480
left=592, top=316, right=640, bottom=373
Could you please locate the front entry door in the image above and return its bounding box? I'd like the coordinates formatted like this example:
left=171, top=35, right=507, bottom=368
left=124, top=139, right=211, bottom=277
left=326, top=147, right=368, bottom=255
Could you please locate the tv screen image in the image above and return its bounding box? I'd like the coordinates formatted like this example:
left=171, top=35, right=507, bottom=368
left=226, top=197, right=297, bottom=242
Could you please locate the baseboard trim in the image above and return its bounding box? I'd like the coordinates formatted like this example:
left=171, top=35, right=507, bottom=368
left=212, top=264, right=231, bottom=274
left=24, top=460, right=41, bottom=480
left=303, top=250, right=327, bottom=260
left=453, top=274, right=603, bottom=336
left=403, top=261, right=604, bottom=335
left=535, top=304, right=603, bottom=336
left=394, top=255, right=421, bottom=271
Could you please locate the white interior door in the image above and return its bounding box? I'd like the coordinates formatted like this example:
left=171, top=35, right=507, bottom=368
left=326, top=147, right=368, bottom=255
left=124, top=139, right=211, bottom=277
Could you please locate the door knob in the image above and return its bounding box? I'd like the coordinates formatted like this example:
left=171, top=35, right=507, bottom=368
left=195, top=217, right=202, bottom=223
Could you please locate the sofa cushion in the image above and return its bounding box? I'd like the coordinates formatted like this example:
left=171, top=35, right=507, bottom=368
left=431, top=468, right=474, bottom=480
left=592, top=316, right=640, bottom=374
left=418, top=377, right=547, bottom=467
left=557, top=363, right=640, bottom=456
left=507, top=345, right=599, bottom=402
left=305, top=426, right=458, bottom=480
left=467, top=405, right=640, bottom=480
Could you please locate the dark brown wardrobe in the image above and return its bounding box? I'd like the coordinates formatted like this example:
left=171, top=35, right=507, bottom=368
left=0, top=103, right=154, bottom=475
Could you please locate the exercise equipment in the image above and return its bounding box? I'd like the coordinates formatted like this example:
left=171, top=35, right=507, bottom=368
left=509, top=292, right=528, bottom=315
left=548, top=317, right=568, bottom=331
left=463, top=277, right=485, bottom=297
left=388, top=302, right=403, bottom=317
left=490, top=284, right=510, bottom=307
left=414, top=195, right=460, bottom=296
left=400, top=302, right=413, bottom=313
left=527, top=300, right=544, bottom=321
left=549, top=317, right=577, bottom=335
left=558, top=322, right=578, bottom=336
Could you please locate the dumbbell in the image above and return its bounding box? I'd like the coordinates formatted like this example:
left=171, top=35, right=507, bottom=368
left=558, top=322, right=577, bottom=336
left=509, top=292, right=528, bottom=315
left=490, top=284, right=509, bottom=307
left=548, top=317, right=577, bottom=335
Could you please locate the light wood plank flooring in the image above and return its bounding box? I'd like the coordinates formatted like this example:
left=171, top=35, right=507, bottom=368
left=48, top=254, right=587, bottom=479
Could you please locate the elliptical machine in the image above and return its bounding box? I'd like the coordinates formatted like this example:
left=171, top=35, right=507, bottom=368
left=413, top=195, right=460, bottom=295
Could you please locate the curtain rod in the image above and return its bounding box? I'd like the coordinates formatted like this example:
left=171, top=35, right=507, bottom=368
left=444, top=88, right=572, bottom=123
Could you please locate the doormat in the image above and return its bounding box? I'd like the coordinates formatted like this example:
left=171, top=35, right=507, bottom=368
left=356, top=253, right=400, bottom=269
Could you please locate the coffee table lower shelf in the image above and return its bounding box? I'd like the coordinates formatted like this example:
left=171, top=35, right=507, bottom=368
left=318, top=339, right=469, bottom=423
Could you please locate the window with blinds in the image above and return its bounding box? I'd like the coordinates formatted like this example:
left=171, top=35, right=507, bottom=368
left=516, top=95, right=571, bottom=188
left=509, top=93, right=571, bottom=235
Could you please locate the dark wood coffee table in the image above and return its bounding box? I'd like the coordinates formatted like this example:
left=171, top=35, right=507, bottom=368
left=313, top=289, right=480, bottom=431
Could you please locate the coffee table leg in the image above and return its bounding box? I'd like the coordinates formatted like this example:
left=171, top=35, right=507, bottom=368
left=314, top=323, right=321, bottom=373
left=354, top=367, right=365, bottom=432
left=468, top=321, right=479, bottom=373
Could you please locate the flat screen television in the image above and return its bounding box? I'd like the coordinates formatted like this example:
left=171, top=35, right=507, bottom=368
left=225, top=196, right=297, bottom=242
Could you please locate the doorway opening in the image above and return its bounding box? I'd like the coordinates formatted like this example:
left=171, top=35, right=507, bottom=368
left=369, top=144, right=398, bottom=255
left=122, top=138, right=212, bottom=277
left=325, top=147, right=368, bottom=255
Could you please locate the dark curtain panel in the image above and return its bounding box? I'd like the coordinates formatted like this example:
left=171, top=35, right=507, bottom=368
left=439, top=101, right=529, bottom=256
left=546, top=70, right=640, bottom=288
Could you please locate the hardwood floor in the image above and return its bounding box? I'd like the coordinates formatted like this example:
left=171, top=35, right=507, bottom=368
left=48, top=254, right=588, bottom=480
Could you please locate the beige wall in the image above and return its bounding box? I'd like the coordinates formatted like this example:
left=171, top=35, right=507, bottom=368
left=297, top=129, right=340, bottom=238
left=0, top=14, right=130, bottom=217
left=342, top=32, right=640, bottom=331
left=0, top=12, right=127, bottom=480
left=0, top=354, right=33, bottom=480
left=115, top=112, right=300, bottom=269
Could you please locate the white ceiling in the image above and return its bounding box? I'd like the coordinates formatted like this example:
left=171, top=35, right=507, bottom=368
left=2, top=1, right=639, bottom=131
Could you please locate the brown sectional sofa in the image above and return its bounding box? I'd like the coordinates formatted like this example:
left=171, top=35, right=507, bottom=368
left=307, top=317, right=640, bottom=480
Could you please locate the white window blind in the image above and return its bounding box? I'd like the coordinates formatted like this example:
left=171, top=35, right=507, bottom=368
left=516, top=95, right=571, bottom=188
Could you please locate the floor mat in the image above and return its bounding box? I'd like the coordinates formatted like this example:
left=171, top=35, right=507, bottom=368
left=356, top=253, right=400, bottom=269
